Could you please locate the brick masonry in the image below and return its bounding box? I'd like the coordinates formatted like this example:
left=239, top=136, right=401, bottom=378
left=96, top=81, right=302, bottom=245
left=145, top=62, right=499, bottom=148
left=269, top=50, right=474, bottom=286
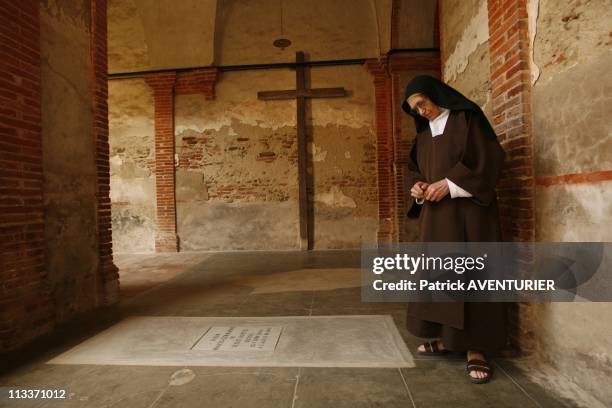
left=364, top=58, right=395, bottom=243
left=145, top=72, right=179, bottom=252
left=487, top=0, right=535, bottom=353
left=175, top=68, right=219, bottom=98
left=0, top=1, right=52, bottom=352
left=145, top=68, right=219, bottom=252
left=91, top=0, right=120, bottom=305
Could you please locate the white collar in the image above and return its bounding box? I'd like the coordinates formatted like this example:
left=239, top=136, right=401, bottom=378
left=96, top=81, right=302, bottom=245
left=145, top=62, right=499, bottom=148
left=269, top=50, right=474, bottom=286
left=428, top=108, right=451, bottom=137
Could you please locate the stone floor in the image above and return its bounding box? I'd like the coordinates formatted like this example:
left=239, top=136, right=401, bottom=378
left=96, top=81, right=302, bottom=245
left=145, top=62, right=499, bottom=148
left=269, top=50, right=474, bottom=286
left=0, top=251, right=580, bottom=407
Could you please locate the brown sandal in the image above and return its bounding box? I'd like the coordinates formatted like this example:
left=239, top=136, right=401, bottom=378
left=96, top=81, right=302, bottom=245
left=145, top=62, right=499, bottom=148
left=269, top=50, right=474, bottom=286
left=466, top=358, right=493, bottom=384
left=417, top=340, right=449, bottom=355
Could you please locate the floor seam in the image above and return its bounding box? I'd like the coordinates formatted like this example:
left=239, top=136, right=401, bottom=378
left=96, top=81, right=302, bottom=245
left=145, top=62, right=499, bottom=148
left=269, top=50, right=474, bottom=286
left=146, top=384, right=170, bottom=408
left=493, top=360, right=544, bottom=408
left=398, top=367, right=417, bottom=408
left=290, top=367, right=302, bottom=408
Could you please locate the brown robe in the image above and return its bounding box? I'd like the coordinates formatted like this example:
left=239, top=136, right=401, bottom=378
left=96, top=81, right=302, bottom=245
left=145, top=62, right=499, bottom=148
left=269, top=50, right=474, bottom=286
left=403, top=109, right=507, bottom=354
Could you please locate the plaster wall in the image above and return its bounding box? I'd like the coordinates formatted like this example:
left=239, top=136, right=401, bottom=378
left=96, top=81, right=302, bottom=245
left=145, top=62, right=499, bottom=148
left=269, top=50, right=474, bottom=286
left=174, top=69, right=299, bottom=251
left=441, top=0, right=492, bottom=117
left=173, top=65, right=378, bottom=250
left=529, top=1, right=612, bottom=405
left=309, top=65, right=378, bottom=249
left=108, top=79, right=156, bottom=253
left=40, top=0, right=99, bottom=320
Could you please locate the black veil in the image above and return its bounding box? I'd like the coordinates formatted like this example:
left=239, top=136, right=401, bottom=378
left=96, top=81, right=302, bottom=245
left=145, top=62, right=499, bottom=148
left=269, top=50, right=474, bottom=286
left=401, top=75, right=498, bottom=140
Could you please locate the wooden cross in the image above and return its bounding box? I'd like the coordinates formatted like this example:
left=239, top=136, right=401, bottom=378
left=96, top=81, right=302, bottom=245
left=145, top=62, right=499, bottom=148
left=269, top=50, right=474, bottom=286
left=258, top=51, right=347, bottom=250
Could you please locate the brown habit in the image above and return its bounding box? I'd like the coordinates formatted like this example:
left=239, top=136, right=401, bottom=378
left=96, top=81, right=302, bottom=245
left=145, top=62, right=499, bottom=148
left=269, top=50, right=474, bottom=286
left=403, top=109, right=507, bottom=354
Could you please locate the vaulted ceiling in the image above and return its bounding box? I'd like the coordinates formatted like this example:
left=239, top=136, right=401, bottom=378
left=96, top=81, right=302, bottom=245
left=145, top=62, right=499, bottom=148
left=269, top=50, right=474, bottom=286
left=108, top=0, right=437, bottom=73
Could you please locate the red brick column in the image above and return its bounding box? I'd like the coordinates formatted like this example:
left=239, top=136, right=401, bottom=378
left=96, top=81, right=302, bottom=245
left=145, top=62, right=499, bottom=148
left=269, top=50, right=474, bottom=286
left=0, top=1, right=52, bottom=352
left=488, top=0, right=534, bottom=242
left=365, top=58, right=395, bottom=243
left=487, top=0, right=535, bottom=353
left=91, top=0, right=119, bottom=305
left=145, top=73, right=179, bottom=252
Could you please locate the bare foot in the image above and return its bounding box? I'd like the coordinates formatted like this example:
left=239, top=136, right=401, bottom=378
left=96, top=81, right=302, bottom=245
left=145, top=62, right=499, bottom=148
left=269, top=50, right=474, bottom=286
left=417, top=339, right=446, bottom=353
left=467, top=350, right=490, bottom=381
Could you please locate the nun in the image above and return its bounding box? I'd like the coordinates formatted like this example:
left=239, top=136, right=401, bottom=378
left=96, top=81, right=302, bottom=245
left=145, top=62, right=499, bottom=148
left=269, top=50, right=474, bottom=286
left=402, top=75, right=507, bottom=384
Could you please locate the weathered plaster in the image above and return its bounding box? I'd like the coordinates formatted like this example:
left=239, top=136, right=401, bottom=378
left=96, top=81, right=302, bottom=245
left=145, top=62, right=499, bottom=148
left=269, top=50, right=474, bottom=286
left=528, top=3, right=612, bottom=405
left=442, top=0, right=489, bottom=84
left=169, top=65, right=377, bottom=250
left=533, top=0, right=612, bottom=84
left=176, top=70, right=295, bottom=133
left=40, top=0, right=99, bottom=319
left=528, top=0, right=541, bottom=85
left=521, top=300, right=612, bottom=408
left=533, top=52, right=612, bottom=176
left=299, top=65, right=377, bottom=249
left=439, top=0, right=491, bottom=118
left=310, top=123, right=378, bottom=249
left=177, top=201, right=300, bottom=250
left=446, top=42, right=492, bottom=117
left=536, top=181, right=612, bottom=242
left=309, top=65, right=377, bottom=129
left=316, top=186, right=357, bottom=208
left=109, top=79, right=156, bottom=253
left=515, top=348, right=610, bottom=408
